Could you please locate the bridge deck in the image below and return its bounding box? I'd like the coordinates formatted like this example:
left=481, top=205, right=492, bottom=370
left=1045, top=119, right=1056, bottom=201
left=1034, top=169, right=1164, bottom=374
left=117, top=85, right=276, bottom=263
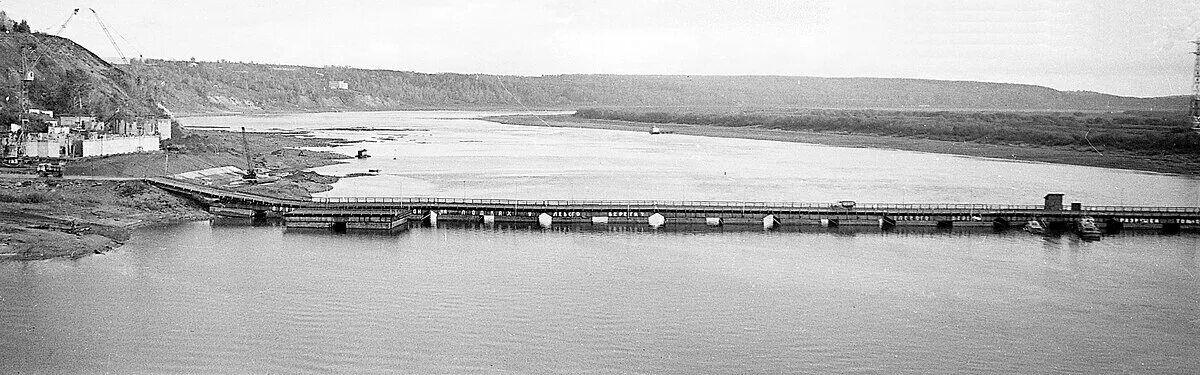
left=146, top=177, right=1200, bottom=225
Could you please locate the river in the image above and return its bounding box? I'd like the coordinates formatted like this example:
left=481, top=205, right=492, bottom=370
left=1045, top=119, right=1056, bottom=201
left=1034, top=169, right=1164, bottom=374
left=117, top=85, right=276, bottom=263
left=186, top=111, right=1198, bottom=205
left=2, top=111, right=1198, bottom=373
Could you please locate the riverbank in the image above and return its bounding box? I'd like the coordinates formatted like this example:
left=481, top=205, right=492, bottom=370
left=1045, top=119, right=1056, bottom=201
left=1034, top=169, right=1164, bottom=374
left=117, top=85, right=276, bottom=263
left=67, top=129, right=353, bottom=200
left=0, top=177, right=214, bottom=260
left=484, top=114, right=1200, bottom=175
left=169, top=106, right=573, bottom=118
left=3, top=129, right=356, bottom=260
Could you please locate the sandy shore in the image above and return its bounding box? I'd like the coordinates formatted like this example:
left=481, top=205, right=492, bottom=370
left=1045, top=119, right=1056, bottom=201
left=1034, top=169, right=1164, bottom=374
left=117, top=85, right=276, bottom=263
left=0, top=177, right=215, bottom=260
left=484, top=114, right=1200, bottom=176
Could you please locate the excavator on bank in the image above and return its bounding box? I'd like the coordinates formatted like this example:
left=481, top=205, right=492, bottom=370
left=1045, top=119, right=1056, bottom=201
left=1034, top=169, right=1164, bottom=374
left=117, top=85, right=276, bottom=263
left=241, top=127, right=258, bottom=183
left=237, top=127, right=279, bottom=185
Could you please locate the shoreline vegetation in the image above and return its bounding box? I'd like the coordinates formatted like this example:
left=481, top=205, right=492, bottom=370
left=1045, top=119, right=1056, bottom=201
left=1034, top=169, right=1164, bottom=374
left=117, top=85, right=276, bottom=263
left=483, top=111, right=1200, bottom=176
left=125, top=57, right=1189, bottom=114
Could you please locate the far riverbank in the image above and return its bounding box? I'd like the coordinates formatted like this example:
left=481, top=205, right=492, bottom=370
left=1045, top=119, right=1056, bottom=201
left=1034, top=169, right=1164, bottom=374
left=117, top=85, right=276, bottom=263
left=484, top=114, right=1200, bottom=176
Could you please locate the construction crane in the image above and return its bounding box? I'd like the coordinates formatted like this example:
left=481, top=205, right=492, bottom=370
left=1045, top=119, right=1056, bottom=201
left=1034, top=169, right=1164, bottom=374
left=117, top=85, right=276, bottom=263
left=89, top=8, right=128, bottom=64
left=241, top=127, right=258, bottom=182
left=48, top=8, right=80, bottom=35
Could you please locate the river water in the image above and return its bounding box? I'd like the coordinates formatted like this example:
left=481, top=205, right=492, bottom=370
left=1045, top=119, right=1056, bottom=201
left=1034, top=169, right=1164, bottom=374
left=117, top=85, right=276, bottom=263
left=2, top=111, right=1199, bottom=373
left=185, top=111, right=1198, bottom=205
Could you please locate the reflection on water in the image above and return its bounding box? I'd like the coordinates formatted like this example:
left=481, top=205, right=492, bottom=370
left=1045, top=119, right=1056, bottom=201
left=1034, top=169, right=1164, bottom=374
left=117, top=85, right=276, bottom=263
left=2, top=222, right=1198, bottom=373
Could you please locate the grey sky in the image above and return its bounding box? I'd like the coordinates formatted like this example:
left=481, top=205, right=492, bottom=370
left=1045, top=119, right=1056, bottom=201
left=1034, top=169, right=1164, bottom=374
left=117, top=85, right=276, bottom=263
left=5, top=0, right=1199, bottom=97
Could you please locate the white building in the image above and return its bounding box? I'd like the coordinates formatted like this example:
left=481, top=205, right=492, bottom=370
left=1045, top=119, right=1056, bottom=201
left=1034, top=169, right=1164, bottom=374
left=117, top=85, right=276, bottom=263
left=59, top=116, right=105, bottom=131
left=111, top=118, right=172, bottom=140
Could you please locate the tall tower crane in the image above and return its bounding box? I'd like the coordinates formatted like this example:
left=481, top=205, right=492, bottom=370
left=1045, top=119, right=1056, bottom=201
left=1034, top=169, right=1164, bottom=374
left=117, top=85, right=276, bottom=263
left=89, top=8, right=128, bottom=64
left=241, top=127, right=258, bottom=182
left=48, top=8, right=79, bottom=35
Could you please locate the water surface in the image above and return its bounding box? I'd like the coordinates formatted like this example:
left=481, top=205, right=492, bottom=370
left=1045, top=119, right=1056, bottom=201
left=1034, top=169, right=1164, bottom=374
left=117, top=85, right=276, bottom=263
left=3, top=111, right=1197, bottom=373
left=2, top=223, right=1197, bottom=373
left=184, top=111, right=1200, bottom=206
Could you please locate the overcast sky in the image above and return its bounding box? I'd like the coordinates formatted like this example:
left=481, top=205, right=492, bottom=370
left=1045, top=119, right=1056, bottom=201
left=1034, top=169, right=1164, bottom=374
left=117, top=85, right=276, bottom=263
left=4, top=0, right=1199, bottom=97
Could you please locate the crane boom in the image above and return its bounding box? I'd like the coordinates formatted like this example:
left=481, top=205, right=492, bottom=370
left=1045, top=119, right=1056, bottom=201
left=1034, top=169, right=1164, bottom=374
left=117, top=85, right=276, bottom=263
left=89, top=8, right=128, bottom=64
left=241, top=127, right=257, bottom=181
left=49, top=8, right=80, bottom=35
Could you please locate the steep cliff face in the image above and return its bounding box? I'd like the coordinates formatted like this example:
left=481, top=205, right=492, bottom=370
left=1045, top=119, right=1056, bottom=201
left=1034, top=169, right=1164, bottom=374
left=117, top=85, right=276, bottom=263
left=0, top=32, right=162, bottom=122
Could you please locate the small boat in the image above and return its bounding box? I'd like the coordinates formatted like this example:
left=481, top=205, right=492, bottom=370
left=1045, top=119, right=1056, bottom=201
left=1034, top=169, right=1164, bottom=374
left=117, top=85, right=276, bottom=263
left=649, top=126, right=661, bottom=135
left=1023, top=220, right=1045, bottom=234
left=1075, top=216, right=1101, bottom=241
left=355, top=149, right=370, bottom=159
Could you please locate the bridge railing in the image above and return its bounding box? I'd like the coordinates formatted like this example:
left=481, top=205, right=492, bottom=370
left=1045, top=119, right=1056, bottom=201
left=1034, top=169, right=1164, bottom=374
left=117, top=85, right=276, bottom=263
left=1081, top=206, right=1200, bottom=214
left=307, top=197, right=1057, bottom=211
left=153, top=179, right=1196, bottom=215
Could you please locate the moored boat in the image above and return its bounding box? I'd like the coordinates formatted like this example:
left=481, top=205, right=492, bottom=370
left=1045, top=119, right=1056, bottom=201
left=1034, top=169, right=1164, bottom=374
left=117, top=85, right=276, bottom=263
left=1023, top=220, right=1045, bottom=234
left=1075, top=216, right=1102, bottom=241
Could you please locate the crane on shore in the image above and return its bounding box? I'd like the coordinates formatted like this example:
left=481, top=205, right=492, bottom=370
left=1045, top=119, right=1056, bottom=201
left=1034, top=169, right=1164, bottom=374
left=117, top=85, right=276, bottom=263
left=47, top=7, right=136, bottom=65
left=241, top=127, right=258, bottom=182
left=47, top=8, right=80, bottom=35
left=89, top=8, right=129, bottom=64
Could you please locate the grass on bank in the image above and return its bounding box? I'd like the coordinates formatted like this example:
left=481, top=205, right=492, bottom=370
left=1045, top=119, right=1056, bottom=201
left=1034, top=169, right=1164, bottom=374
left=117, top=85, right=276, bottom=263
left=574, top=108, right=1200, bottom=157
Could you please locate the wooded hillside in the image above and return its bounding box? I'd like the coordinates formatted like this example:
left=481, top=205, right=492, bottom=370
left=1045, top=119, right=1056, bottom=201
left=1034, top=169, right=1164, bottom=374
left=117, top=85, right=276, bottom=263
left=0, top=33, right=164, bottom=125
left=129, top=59, right=1188, bottom=114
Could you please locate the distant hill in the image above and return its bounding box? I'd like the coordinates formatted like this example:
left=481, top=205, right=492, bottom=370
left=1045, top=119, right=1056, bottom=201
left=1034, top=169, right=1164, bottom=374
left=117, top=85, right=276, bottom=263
left=0, top=31, right=1188, bottom=118
left=0, top=32, right=164, bottom=124
left=130, top=60, right=1188, bottom=114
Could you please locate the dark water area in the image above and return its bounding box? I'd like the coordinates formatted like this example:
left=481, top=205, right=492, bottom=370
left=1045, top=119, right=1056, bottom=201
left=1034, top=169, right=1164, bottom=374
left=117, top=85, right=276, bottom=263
left=3, top=221, right=1198, bottom=373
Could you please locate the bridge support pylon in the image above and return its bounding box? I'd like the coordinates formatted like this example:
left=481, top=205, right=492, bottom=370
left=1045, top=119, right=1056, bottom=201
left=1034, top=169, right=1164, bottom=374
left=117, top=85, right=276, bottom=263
left=879, top=215, right=896, bottom=230
left=992, top=217, right=1010, bottom=231
left=1103, top=218, right=1123, bottom=234
left=763, top=214, right=779, bottom=230
left=1163, top=220, right=1181, bottom=234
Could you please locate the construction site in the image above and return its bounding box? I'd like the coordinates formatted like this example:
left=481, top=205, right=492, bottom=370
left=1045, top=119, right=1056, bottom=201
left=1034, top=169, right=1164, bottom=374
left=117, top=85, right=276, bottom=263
left=2, top=8, right=171, bottom=168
